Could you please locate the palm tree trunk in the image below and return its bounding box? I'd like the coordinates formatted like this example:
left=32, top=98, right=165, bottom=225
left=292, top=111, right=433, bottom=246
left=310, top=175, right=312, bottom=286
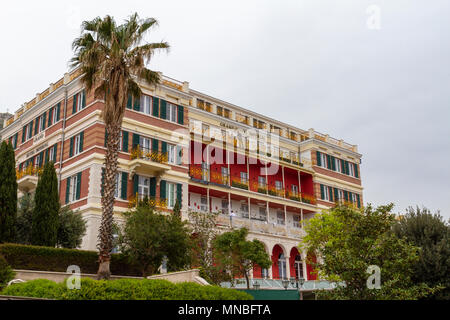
left=97, top=122, right=121, bottom=280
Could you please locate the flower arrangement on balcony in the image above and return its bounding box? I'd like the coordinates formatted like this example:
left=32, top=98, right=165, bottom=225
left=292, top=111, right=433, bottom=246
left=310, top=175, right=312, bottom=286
left=279, top=156, right=292, bottom=164
left=130, top=145, right=143, bottom=160
left=231, top=179, right=248, bottom=190
left=301, top=193, right=317, bottom=205
left=16, top=165, right=43, bottom=180
left=268, top=187, right=284, bottom=198
left=128, top=194, right=168, bottom=209
left=210, top=171, right=229, bottom=186
left=131, top=146, right=168, bottom=164
left=286, top=191, right=301, bottom=202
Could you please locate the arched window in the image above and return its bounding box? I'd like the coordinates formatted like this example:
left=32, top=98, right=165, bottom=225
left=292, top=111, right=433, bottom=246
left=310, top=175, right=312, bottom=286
left=278, top=253, right=287, bottom=279
left=293, top=255, right=304, bottom=280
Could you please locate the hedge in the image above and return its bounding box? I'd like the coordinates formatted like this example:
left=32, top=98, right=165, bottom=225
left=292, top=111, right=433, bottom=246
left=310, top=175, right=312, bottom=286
left=0, top=254, right=15, bottom=289
left=0, top=243, right=142, bottom=276
left=1, top=278, right=253, bottom=300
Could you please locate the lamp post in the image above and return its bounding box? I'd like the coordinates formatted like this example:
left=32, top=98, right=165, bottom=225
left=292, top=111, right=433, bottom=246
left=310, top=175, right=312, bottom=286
left=299, top=276, right=305, bottom=300
left=282, top=278, right=289, bottom=291
left=253, top=281, right=260, bottom=291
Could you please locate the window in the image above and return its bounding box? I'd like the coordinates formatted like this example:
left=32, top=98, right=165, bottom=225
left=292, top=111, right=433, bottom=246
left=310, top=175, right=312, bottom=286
left=322, top=185, right=331, bottom=201
left=221, top=167, right=229, bottom=184
left=167, top=102, right=177, bottom=122
left=200, top=196, right=208, bottom=212
left=52, top=106, right=58, bottom=125
left=74, top=134, right=82, bottom=156
left=38, top=115, right=44, bottom=133
left=277, top=211, right=285, bottom=225
left=114, top=173, right=122, bottom=199
left=139, top=137, right=151, bottom=151
left=291, top=185, right=299, bottom=196
left=275, top=181, right=283, bottom=191
left=201, top=162, right=209, bottom=181
left=167, top=182, right=177, bottom=208
left=240, top=172, right=248, bottom=184
left=221, top=199, right=229, bottom=215
left=167, top=144, right=176, bottom=164
left=35, top=155, right=41, bottom=168
left=138, top=176, right=150, bottom=198
left=140, top=95, right=152, bottom=115
left=261, top=268, right=269, bottom=279
left=69, top=174, right=79, bottom=203
left=320, top=153, right=327, bottom=169
left=335, top=158, right=342, bottom=173
left=77, top=91, right=85, bottom=112
left=293, top=215, right=301, bottom=228
left=258, top=207, right=267, bottom=221
left=49, top=146, right=55, bottom=163
left=278, top=253, right=287, bottom=279
left=216, top=106, right=223, bottom=117
left=240, top=203, right=249, bottom=218
left=294, top=255, right=304, bottom=280
left=348, top=162, right=355, bottom=177
left=258, top=176, right=266, bottom=188
left=27, top=122, right=33, bottom=140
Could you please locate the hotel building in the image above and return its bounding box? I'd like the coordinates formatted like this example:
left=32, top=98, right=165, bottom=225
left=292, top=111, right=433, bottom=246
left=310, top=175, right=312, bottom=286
left=1, top=68, right=363, bottom=283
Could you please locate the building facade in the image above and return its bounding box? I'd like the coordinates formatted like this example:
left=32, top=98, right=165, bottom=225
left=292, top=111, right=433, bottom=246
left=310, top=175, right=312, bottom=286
left=1, top=68, right=363, bottom=282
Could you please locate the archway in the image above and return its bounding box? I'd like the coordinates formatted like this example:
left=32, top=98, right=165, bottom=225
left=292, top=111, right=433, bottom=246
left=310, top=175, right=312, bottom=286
left=289, top=247, right=304, bottom=280
left=271, top=244, right=286, bottom=280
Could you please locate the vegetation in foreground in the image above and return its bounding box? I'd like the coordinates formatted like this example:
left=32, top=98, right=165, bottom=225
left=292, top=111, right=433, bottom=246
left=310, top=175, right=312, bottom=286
left=1, top=278, right=252, bottom=300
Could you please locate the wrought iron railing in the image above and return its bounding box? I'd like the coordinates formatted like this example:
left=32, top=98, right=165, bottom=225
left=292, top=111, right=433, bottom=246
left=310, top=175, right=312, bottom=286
left=128, top=193, right=168, bottom=209
left=16, top=166, right=43, bottom=180
left=130, top=146, right=168, bottom=164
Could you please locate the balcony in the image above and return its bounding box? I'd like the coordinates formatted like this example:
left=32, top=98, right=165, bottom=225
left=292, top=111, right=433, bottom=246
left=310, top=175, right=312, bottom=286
left=129, top=146, right=171, bottom=176
left=128, top=193, right=168, bottom=209
left=16, top=166, right=42, bottom=192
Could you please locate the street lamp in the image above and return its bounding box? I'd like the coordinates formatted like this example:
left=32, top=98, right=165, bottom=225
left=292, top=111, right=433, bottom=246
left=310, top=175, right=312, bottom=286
left=253, top=281, right=260, bottom=290
left=282, top=279, right=289, bottom=290
left=298, top=276, right=305, bottom=300
left=290, top=277, right=297, bottom=288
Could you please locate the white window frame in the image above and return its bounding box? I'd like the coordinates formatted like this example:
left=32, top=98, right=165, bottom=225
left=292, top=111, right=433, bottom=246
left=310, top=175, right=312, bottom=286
left=277, top=211, right=285, bottom=225
left=323, top=186, right=330, bottom=201
left=167, top=144, right=176, bottom=164
left=320, top=153, right=328, bottom=169
left=69, top=174, right=78, bottom=203
left=292, top=185, right=299, bottom=196
left=138, top=176, right=150, bottom=199
left=74, top=134, right=82, bottom=156
left=335, top=158, right=342, bottom=173
left=77, top=91, right=85, bottom=112
left=52, top=106, right=58, bottom=125
left=200, top=195, right=208, bottom=212
left=348, top=163, right=355, bottom=177
left=38, top=115, right=44, bottom=133
left=167, top=102, right=177, bottom=122
left=167, top=182, right=177, bottom=208
left=141, top=95, right=152, bottom=115
left=139, top=137, right=151, bottom=152
left=114, top=173, right=122, bottom=199
left=293, top=214, right=301, bottom=228
left=275, top=181, right=283, bottom=191
left=49, top=146, right=55, bottom=163
left=240, top=172, right=248, bottom=184
left=258, top=176, right=266, bottom=188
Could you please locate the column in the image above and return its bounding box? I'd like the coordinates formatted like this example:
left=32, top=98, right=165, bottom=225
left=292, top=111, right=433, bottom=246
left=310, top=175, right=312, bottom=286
left=248, top=197, right=251, bottom=220
left=301, top=208, right=304, bottom=228
left=285, top=255, right=291, bottom=280
left=281, top=166, right=286, bottom=198
left=266, top=201, right=269, bottom=223
left=284, top=205, right=288, bottom=232
left=207, top=188, right=210, bottom=213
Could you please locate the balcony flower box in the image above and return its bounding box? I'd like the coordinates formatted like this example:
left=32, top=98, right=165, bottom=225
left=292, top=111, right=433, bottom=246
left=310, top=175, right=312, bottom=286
left=231, top=180, right=249, bottom=190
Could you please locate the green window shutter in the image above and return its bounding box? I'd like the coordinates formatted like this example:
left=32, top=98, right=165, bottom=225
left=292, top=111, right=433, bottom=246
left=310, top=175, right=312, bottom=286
left=29, top=122, right=33, bottom=138
left=344, top=190, right=348, bottom=202
left=177, top=183, right=182, bottom=206
left=356, top=194, right=361, bottom=208
left=160, top=180, right=167, bottom=200
left=121, top=172, right=128, bottom=200
left=176, top=146, right=182, bottom=165
left=177, top=105, right=184, bottom=125
left=150, top=177, right=156, bottom=198
left=334, top=188, right=339, bottom=201
left=44, top=149, right=49, bottom=164
left=316, top=151, right=321, bottom=166
left=331, top=156, right=336, bottom=171
left=152, top=139, right=159, bottom=153
left=76, top=172, right=82, bottom=200
left=48, top=109, right=52, bottom=127
left=127, top=94, right=132, bottom=109
left=42, top=113, right=46, bottom=130
left=69, top=137, right=74, bottom=157
left=133, top=95, right=140, bottom=111
left=82, top=90, right=86, bottom=108
left=72, top=94, right=77, bottom=114
left=345, top=161, right=350, bottom=175
left=341, top=159, right=345, bottom=174
left=160, top=99, right=167, bottom=119
left=320, top=184, right=325, bottom=200
left=53, top=144, right=57, bottom=162
left=161, top=141, right=167, bottom=155
left=122, top=131, right=129, bottom=152
left=326, top=155, right=332, bottom=170
left=354, top=163, right=359, bottom=178
left=133, top=174, right=139, bottom=197
left=22, top=126, right=26, bottom=143
left=65, top=177, right=71, bottom=204
left=56, top=103, right=61, bottom=121
left=104, top=128, right=108, bottom=147
left=34, top=118, right=39, bottom=135
left=152, top=97, right=159, bottom=117
left=79, top=132, right=84, bottom=152
left=101, top=168, right=105, bottom=197
left=14, top=133, right=18, bottom=149
left=132, top=133, right=140, bottom=149
left=329, top=187, right=334, bottom=202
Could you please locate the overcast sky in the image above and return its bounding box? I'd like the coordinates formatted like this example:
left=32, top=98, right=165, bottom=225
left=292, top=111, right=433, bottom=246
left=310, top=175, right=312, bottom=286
left=1, top=0, right=449, bottom=218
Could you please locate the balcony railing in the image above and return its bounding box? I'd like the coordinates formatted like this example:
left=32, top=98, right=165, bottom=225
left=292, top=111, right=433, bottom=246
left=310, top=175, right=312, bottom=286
left=189, top=165, right=209, bottom=182
left=210, top=171, right=230, bottom=186
left=128, top=193, right=168, bottom=209
left=268, top=187, right=285, bottom=198
left=131, top=146, right=168, bottom=164
left=16, top=166, right=43, bottom=180
left=231, top=178, right=249, bottom=190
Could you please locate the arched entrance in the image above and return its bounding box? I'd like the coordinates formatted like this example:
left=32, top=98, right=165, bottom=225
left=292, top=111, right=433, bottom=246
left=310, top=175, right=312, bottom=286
left=289, top=247, right=304, bottom=280
left=272, top=245, right=287, bottom=279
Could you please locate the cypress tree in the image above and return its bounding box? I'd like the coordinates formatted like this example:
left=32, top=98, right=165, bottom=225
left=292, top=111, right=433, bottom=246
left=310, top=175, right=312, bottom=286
left=31, top=161, right=60, bottom=246
left=0, top=141, right=18, bottom=243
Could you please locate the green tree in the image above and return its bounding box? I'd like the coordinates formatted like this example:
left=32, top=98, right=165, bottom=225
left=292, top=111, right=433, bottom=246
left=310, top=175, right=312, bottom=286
left=31, top=162, right=60, bottom=247
left=15, top=193, right=35, bottom=244
left=188, top=211, right=228, bottom=285
left=57, top=206, right=87, bottom=249
left=71, top=13, right=169, bottom=279
left=393, top=206, right=450, bottom=300
left=213, top=228, right=271, bottom=289
left=118, top=206, right=192, bottom=277
left=0, top=254, right=15, bottom=289
left=0, top=141, right=18, bottom=243
left=301, top=204, right=440, bottom=300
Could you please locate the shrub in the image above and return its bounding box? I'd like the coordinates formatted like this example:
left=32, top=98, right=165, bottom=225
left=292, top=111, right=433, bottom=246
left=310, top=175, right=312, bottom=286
left=1, top=278, right=253, bottom=300
left=0, top=243, right=142, bottom=276
left=0, top=254, right=15, bottom=289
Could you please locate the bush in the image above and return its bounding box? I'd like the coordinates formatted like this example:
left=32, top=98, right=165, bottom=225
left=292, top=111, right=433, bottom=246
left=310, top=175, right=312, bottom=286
left=0, top=254, right=15, bottom=289
left=0, top=243, right=142, bottom=276
left=1, top=278, right=253, bottom=300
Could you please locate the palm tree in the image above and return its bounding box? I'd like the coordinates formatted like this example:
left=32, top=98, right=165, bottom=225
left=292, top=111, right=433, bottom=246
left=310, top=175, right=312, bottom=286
left=71, top=13, right=169, bottom=279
